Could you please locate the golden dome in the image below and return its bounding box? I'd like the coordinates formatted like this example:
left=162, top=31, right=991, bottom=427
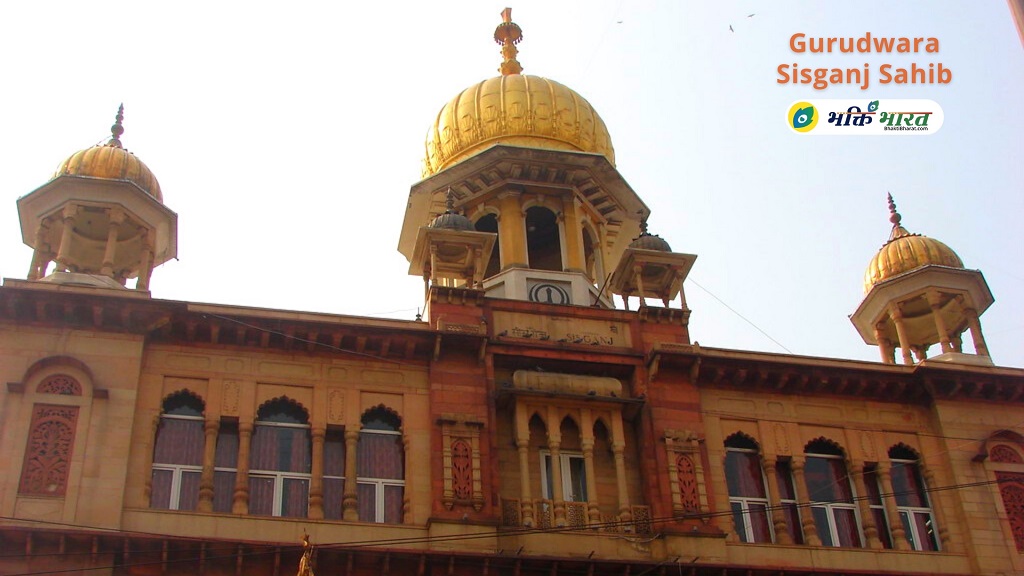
left=863, top=195, right=963, bottom=293
left=53, top=106, right=163, bottom=203
left=421, top=9, right=615, bottom=177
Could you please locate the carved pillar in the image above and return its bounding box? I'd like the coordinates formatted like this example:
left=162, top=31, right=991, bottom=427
left=136, top=231, right=154, bottom=291
left=516, top=438, right=535, bottom=527
left=790, top=457, right=822, bottom=546
left=342, top=429, right=359, bottom=521
left=925, top=291, right=953, bottom=353
left=963, top=307, right=990, bottom=357
left=877, top=462, right=910, bottom=550
left=633, top=264, right=647, bottom=309
left=762, top=458, right=792, bottom=544
left=101, top=208, right=125, bottom=276
left=921, top=466, right=951, bottom=550
left=197, top=419, right=219, bottom=512
left=497, top=190, right=525, bottom=268
left=611, top=417, right=632, bottom=524
left=888, top=306, right=914, bottom=365
left=579, top=410, right=600, bottom=525
left=874, top=325, right=896, bottom=365
left=308, top=427, right=325, bottom=519
left=560, top=196, right=584, bottom=272
left=850, top=461, right=882, bottom=549
left=55, top=204, right=79, bottom=271
left=548, top=437, right=566, bottom=526
left=232, top=422, right=253, bottom=514
left=27, top=218, right=52, bottom=280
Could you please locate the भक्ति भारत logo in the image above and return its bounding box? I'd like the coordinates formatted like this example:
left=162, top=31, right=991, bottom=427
left=787, top=99, right=942, bottom=135
left=788, top=101, right=819, bottom=132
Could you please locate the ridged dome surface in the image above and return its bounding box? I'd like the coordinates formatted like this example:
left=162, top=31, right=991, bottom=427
left=863, top=231, right=963, bottom=293
left=54, top=144, right=163, bottom=203
left=423, top=74, right=615, bottom=177
left=630, top=233, right=672, bottom=252
left=430, top=211, right=474, bottom=231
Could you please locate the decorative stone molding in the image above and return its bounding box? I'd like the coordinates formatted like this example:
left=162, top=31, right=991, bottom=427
left=439, top=415, right=485, bottom=511
left=664, top=429, right=710, bottom=522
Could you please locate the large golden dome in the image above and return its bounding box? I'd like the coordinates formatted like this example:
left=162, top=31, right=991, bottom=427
left=863, top=195, right=963, bottom=293
left=53, top=106, right=163, bottom=203
left=421, top=9, right=615, bottom=178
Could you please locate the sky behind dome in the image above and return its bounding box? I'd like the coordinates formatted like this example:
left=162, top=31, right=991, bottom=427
left=2, top=1, right=1022, bottom=367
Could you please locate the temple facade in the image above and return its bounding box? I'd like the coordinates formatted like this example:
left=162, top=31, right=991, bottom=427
left=1, top=9, right=1023, bottom=576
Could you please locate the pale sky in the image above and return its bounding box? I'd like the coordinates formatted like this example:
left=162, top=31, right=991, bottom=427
left=2, top=1, right=1022, bottom=367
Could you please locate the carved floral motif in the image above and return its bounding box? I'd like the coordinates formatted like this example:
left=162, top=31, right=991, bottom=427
left=451, top=439, right=472, bottom=500
left=19, top=405, right=79, bottom=496
left=36, top=375, right=81, bottom=396
left=996, top=472, right=1024, bottom=551
left=991, top=445, right=1023, bottom=464
left=676, top=454, right=700, bottom=512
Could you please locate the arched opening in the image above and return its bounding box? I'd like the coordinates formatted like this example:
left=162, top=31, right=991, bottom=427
left=151, top=391, right=205, bottom=510
left=250, top=397, right=311, bottom=518
left=724, top=433, right=771, bottom=543
left=476, top=213, right=500, bottom=278
left=804, top=438, right=860, bottom=547
left=358, top=406, right=405, bottom=523
left=526, top=206, right=562, bottom=271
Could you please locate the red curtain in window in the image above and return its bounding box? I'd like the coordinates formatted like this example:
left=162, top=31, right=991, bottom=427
left=153, top=418, right=204, bottom=465
left=150, top=469, right=173, bottom=508
left=251, top=426, right=311, bottom=472
left=805, top=456, right=853, bottom=502
left=323, top=430, right=345, bottom=520
left=725, top=451, right=766, bottom=498
left=357, top=433, right=404, bottom=479
left=890, top=461, right=927, bottom=507
left=213, top=425, right=238, bottom=513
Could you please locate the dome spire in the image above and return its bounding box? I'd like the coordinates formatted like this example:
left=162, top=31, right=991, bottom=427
left=494, top=7, right=523, bottom=75
left=107, top=103, right=125, bottom=149
left=886, top=192, right=910, bottom=241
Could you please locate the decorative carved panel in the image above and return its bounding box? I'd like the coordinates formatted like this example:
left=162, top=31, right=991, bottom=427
left=676, top=454, right=700, bottom=512
left=664, top=429, right=709, bottom=521
left=996, top=472, right=1024, bottom=552
left=991, top=445, right=1023, bottom=464
left=36, top=375, right=81, bottom=396
left=451, top=439, right=472, bottom=500
left=19, top=404, right=80, bottom=496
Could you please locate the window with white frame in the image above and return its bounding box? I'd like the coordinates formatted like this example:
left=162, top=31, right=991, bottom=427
left=724, top=434, right=772, bottom=543
left=150, top=392, right=205, bottom=511
left=248, top=399, right=311, bottom=518
left=889, top=446, right=939, bottom=551
left=540, top=451, right=588, bottom=502
left=357, top=407, right=405, bottom=523
left=804, top=440, right=863, bottom=547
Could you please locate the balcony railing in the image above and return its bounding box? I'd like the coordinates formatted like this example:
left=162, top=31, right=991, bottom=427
left=500, top=498, right=652, bottom=534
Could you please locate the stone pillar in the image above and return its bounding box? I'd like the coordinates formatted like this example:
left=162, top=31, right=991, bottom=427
left=921, top=466, right=951, bottom=550
left=850, top=461, right=882, bottom=549
left=874, top=325, right=896, bottom=365
left=611, top=417, right=632, bottom=524
left=560, top=196, right=584, bottom=273
left=27, top=219, right=52, bottom=280
left=578, top=411, right=600, bottom=526
left=888, top=306, right=914, bottom=365
left=497, top=190, right=526, bottom=268
left=762, top=458, right=792, bottom=544
left=100, top=208, right=125, bottom=277
left=633, top=264, right=647, bottom=308
left=232, top=422, right=253, bottom=515
left=308, top=427, right=325, bottom=519
left=963, top=307, right=990, bottom=357
left=55, top=204, right=79, bottom=271
left=136, top=232, right=154, bottom=291
left=197, top=419, right=219, bottom=512
left=548, top=437, right=566, bottom=526
left=342, top=429, right=359, bottom=521
left=925, top=291, right=953, bottom=353
left=790, top=457, right=822, bottom=546
left=877, top=462, right=910, bottom=550
left=516, top=438, right=535, bottom=526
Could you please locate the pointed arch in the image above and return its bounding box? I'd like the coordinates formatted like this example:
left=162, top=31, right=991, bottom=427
left=160, top=389, right=205, bottom=416
left=804, top=437, right=845, bottom=457
left=724, top=431, right=771, bottom=542
left=249, top=396, right=311, bottom=518
left=888, top=443, right=920, bottom=462
left=804, top=437, right=860, bottom=547
left=725, top=431, right=760, bottom=451
left=151, top=390, right=205, bottom=511
left=257, top=396, right=309, bottom=424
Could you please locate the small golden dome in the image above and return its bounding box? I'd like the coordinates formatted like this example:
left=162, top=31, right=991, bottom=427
left=863, top=194, right=963, bottom=293
left=421, top=9, right=615, bottom=177
left=53, top=105, right=163, bottom=203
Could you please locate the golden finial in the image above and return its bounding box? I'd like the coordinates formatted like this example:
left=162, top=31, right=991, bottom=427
left=107, top=103, right=125, bottom=148
left=297, top=533, right=315, bottom=576
left=886, top=192, right=910, bottom=241
left=494, top=7, right=523, bottom=75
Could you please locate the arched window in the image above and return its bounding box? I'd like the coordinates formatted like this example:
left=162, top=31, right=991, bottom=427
left=525, top=206, right=562, bottom=271
left=986, top=432, right=1024, bottom=552
left=805, top=439, right=862, bottom=547
left=724, top=434, right=772, bottom=543
left=475, top=214, right=500, bottom=278
left=889, top=445, right=939, bottom=551
left=249, top=398, right=311, bottom=518
left=150, top=392, right=205, bottom=510
left=357, top=406, right=404, bottom=523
